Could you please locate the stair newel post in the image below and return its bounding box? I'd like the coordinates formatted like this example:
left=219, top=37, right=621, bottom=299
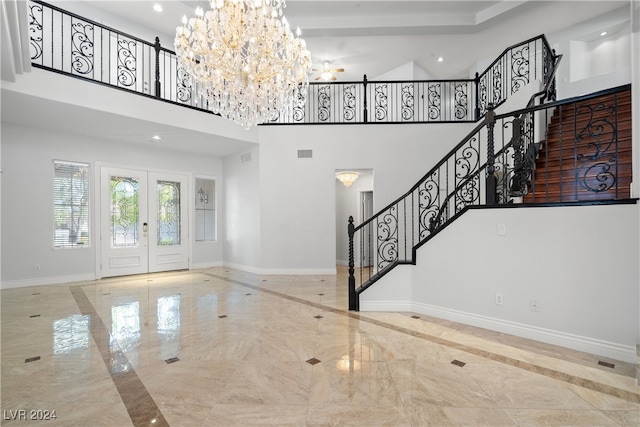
left=485, top=104, right=498, bottom=205
left=348, top=216, right=358, bottom=311
left=474, top=72, right=480, bottom=120
left=363, top=75, right=368, bottom=124
left=154, top=37, right=161, bottom=99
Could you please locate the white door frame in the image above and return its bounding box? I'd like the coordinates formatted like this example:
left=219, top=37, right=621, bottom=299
left=95, top=162, right=192, bottom=279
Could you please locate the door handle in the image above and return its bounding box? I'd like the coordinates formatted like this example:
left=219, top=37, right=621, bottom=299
left=143, top=222, right=148, bottom=234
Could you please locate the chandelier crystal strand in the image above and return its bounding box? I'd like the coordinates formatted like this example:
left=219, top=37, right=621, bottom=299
left=175, top=0, right=311, bottom=129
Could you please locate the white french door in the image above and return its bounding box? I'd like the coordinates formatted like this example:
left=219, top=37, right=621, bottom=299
left=100, top=167, right=189, bottom=278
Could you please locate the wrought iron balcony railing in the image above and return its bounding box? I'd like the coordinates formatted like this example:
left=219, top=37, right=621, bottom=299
left=27, top=0, right=556, bottom=125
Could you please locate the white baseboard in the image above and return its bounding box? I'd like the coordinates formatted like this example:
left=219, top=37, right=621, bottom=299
left=191, top=261, right=223, bottom=270
left=1, top=273, right=97, bottom=289
left=360, top=300, right=637, bottom=364
left=222, top=262, right=336, bottom=276
left=258, top=267, right=337, bottom=275
left=221, top=262, right=263, bottom=275
left=360, top=300, right=414, bottom=312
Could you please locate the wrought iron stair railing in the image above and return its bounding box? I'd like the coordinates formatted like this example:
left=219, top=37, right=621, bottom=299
left=347, top=83, right=634, bottom=311
left=27, top=0, right=555, bottom=126
left=341, top=42, right=562, bottom=307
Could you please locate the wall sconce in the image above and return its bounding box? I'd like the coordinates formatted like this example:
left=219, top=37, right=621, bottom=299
left=198, top=187, right=208, bottom=204
left=336, top=171, right=359, bottom=187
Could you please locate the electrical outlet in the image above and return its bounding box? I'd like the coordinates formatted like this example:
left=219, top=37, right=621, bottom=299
left=34, top=264, right=40, bottom=271
left=495, top=293, right=503, bottom=305
left=530, top=300, right=540, bottom=312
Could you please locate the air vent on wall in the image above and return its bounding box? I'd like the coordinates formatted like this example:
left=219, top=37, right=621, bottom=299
left=297, top=149, right=313, bottom=159
left=240, top=153, right=252, bottom=163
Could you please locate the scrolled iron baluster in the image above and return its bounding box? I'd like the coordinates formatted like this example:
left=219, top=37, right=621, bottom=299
left=478, top=74, right=488, bottom=116
left=492, top=62, right=503, bottom=106
left=454, top=83, right=468, bottom=120
left=575, top=103, right=618, bottom=193
left=117, top=38, right=137, bottom=87
left=510, top=44, right=529, bottom=94
left=29, top=3, right=43, bottom=61
left=455, top=137, right=480, bottom=181
left=455, top=175, right=480, bottom=212
left=176, top=65, right=192, bottom=103
left=401, top=84, right=414, bottom=121
left=291, top=87, right=306, bottom=122
left=374, top=84, right=388, bottom=121
left=318, top=86, right=331, bottom=121
left=71, top=21, right=94, bottom=75
left=293, top=105, right=305, bottom=122
left=268, top=106, right=281, bottom=123
left=377, top=206, right=398, bottom=270
left=427, top=83, right=441, bottom=120
left=418, top=171, right=440, bottom=239
left=576, top=103, right=616, bottom=159
left=343, top=85, right=357, bottom=121
left=579, top=162, right=616, bottom=192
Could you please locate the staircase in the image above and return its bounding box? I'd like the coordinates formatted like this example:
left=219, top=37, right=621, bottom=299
left=524, top=87, right=632, bottom=203
left=348, top=84, right=634, bottom=311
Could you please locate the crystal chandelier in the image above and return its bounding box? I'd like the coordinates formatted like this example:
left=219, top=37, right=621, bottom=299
left=175, top=0, right=312, bottom=129
left=336, top=172, right=360, bottom=187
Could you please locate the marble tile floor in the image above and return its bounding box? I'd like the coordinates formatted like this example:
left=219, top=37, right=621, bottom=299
left=1, top=266, right=638, bottom=426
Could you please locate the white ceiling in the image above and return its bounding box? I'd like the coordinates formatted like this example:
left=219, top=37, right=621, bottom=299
left=1, top=0, right=631, bottom=157
left=84, top=0, right=629, bottom=80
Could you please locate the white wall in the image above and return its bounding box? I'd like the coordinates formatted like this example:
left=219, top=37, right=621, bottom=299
left=550, top=6, right=632, bottom=99
left=361, top=204, right=640, bottom=362
left=1, top=123, right=224, bottom=287
left=373, top=61, right=433, bottom=80
left=223, top=146, right=261, bottom=272
left=257, top=122, right=475, bottom=273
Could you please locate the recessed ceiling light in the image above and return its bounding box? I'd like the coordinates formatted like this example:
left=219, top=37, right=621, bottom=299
left=153, top=4, right=163, bottom=12
left=437, top=57, right=445, bottom=63
left=600, top=31, right=607, bottom=37
left=152, top=135, right=162, bottom=140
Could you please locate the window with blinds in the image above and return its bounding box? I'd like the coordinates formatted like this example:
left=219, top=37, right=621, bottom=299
left=195, top=177, right=216, bottom=242
left=53, top=160, right=90, bottom=248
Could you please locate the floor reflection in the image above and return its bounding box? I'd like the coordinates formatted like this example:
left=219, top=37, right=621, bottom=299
left=0, top=267, right=637, bottom=427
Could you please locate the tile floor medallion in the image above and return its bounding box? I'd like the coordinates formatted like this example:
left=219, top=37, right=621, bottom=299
left=1, top=266, right=638, bottom=426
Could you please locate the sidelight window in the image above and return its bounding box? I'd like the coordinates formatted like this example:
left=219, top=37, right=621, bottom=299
left=53, top=160, right=90, bottom=248
left=195, top=177, right=216, bottom=241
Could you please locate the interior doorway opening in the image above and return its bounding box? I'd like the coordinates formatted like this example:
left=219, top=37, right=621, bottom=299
left=335, top=169, right=374, bottom=267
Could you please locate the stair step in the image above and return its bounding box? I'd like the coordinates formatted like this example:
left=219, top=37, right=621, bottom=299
left=523, top=192, right=629, bottom=203
left=525, top=87, right=632, bottom=203
left=545, top=122, right=632, bottom=137
left=536, top=145, right=633, bottom=162
left=529, top=162, right=633, bottom=180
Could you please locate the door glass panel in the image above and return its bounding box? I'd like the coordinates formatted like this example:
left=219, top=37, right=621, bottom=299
left=157, top=181, right=181, bottom=246
left=110, top=176, right=139, bottom=247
